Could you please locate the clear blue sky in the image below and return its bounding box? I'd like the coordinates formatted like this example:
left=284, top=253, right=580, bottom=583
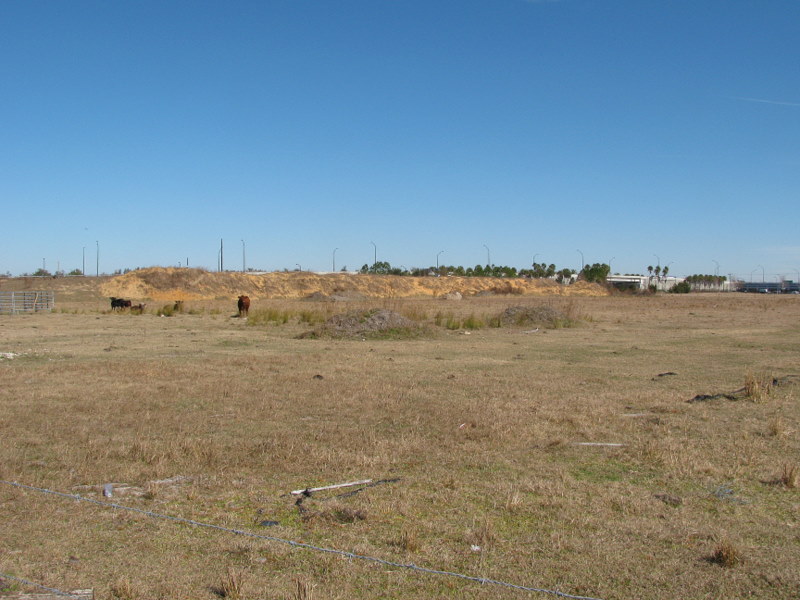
left=2, top=1, right=798, bottom=281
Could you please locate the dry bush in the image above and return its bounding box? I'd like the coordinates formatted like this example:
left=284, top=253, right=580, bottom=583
left=767, top=417, right=786, bottom=437
left=709, top=538, right=742, bottom=567
left=744, top=371, right=773, bottom=401
left=780, top=464, right=798, bottom=488
left=467, top=518, right=497, bottom=549
left=110, top=577, right=136, bottom=600
left=218, top=567, right=244, bottom=599
left=393, top=527, right=421, bottom=553
left=291, top=578, right=315, bottom=600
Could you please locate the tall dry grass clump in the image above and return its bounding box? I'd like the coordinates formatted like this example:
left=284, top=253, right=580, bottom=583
left=744, top=371, right=773, bottom=401
left=218, top=567, right=244, bottom=599
left=710, top=538, right=742, bottom=567
left=780, top=464, right=798, bottom=488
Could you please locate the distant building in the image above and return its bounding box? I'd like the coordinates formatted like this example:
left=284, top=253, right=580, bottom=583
left=740, top=280, right=799, bottom=294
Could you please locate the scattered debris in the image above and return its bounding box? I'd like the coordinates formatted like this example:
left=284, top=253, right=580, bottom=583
left=657, top=372, right=677, bottom=377
left=258, top=520, right=279, bottom=527
left=2, top=589, right=94, bottom=599
left=470, top=544, right=482, bottom=552
left=312, top=374, right=324, bottom=380
left=689, top=374, right=798, bottom=403
left=712, top=484, right=749, bottom=505
left=522, top=328, right=540, bottom=334
left=573, top=442, right=626, bottom=447
left=621, top=413, right=650, bottom=418
left=149, top=475, right=192, bottom=486
left=0, top=352, right=19, bottom=360
left=73, top=475, right=191, bottom=498
left=291, top=479, right=373, bottom=497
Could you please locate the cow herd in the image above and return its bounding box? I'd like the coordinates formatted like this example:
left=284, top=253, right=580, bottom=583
left=109, top=296, right=250, bottom=317
left=109, top=297, right=146, bottom=312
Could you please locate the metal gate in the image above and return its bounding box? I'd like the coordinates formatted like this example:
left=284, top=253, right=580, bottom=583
left=0, top=291, right=55, bottom=314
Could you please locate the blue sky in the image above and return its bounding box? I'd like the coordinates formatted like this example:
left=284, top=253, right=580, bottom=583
left=2, top=0, right=798, bottom=281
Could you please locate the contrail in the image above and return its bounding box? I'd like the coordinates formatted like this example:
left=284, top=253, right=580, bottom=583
left=733, top=96, right=800, bottom=107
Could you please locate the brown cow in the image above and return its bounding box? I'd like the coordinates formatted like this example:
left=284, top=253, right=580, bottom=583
left=237, top=295, right=250, bottom=318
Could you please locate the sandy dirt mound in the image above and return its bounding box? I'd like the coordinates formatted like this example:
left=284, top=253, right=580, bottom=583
left=98, top=268, right=610, bottom=301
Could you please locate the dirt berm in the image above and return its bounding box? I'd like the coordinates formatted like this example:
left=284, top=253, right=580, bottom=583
left=94, top=267, right=609, bottom=301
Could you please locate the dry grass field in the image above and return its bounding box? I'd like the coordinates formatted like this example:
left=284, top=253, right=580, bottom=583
left=1, top=283, right=798, bottom=599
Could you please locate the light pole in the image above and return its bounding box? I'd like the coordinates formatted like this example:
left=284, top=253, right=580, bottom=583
left=333, top=248, right=338, bottom=272
left=652, top=253, right=660, bottom=268
left=750, top=268, right=758, bottom=282
left=436, top=250, right=444, bottom=270
left=241, top=240, right=246, bottom=272
left=96, top=241, right=99, bottom=276
left=532, top=253, right=539, bottom=267
left=296, top=263, right=302, bottom=272
left=82, top=247, right=85, bottom=276
left=758, top=264, right=765, bottom=283
left=370, top=241, right=377, bottom=267
left=576, top=249, right=584, bottom=270
left=712, top=260, right=720, bottom=278
left=483, top=244, right=491, bottom=267
left=608, top=257, right=615, bottom=274
left=42, top=258, right=46, bottom=272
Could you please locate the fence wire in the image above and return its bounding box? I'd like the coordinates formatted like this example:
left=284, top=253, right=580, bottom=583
left=1, top=479, right=603, bottom=600
left=0, top=572, right=86, bottom=598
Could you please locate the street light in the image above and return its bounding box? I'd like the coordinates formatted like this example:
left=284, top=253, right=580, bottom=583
left=608, top=257, right=615, bottom=273
left=652, top=253, right=660, bottom=268
left=758, top=264, right=765, bottom=283
left=750, top=268, right=758, bottom=282
left=483, top=244, right=491, bottom=267
left=96, top=241, right=99, bottom=276
left=436, top=250, right=444, bottom=270
left=82, top=247, right=85, bottom=276
left=333, top=248, right=338, bottom=272
left=241, top=240, right=246, bottom=273
left=576, top=249, right=584, bottom=270
left=296, top=263, right=302, bottom=272
left=370, top=241, right=377, bottom=267
left=712, top=259, right=720, bottom=278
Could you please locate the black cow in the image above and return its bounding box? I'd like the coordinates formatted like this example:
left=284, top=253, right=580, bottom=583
left=110, top=297, right=132, bottom=311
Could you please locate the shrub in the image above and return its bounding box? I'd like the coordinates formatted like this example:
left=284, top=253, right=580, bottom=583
left=670, top=281, right=691, bottom=294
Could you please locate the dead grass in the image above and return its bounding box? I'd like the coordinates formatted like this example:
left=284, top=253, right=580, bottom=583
left=0, top=292, right=799, bottom=599
left=779, top=464, right=797, bottom=488
left=744, top=371, right=773, bottom=402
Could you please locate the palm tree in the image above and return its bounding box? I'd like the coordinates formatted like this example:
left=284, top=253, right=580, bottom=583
left=647, top=265, right=654, bottom=277
left=654, top=265, right=661, bottom=279
left=662, top=266, right=669, bottom=279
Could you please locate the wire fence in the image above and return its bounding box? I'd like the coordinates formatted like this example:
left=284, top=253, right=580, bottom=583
left=0, top=572, right=89, bottom=598
left=0, top=479, right=603, bottom=600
